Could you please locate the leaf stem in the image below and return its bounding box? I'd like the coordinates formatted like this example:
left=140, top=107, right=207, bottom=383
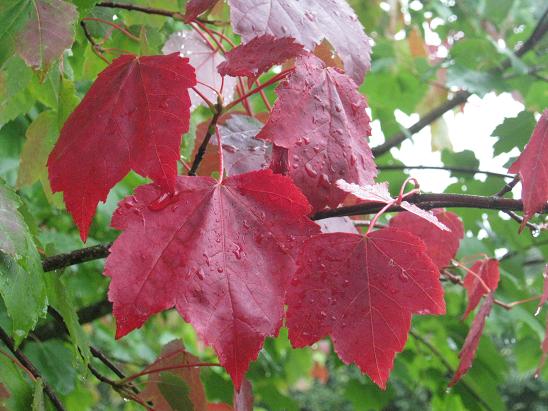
left=188, top=100, right=224, bottom=176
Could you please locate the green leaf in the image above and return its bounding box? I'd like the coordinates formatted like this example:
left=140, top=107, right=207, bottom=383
left=31, top=379, right=45, bottom=411
left=45, top=272, right=91, bottom=369
left=0, top=180, right=47, bottom=345
left=0, top=354, right=33, bottom=411
left=71, top=0, right=99, bottom=17
left=441, top=149, right=480, bottom=177
left=157, top=372, right=194, bottom=411
left=450, top=38, right=502, bottom=70
left=447, top=64, right=505, bottom=96
left=0, top=1, right=32, bottom=68
left=492, top=110, right=537, bottom=155
left=0, top=57, right=35, bottom=128
left=24, top=340, right=76, bottom=396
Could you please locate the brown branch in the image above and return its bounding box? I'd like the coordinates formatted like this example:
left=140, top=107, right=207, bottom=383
left=96, top=1, right=181, bottom=18
left=311, top=192, right=547, bottom=220
left=372, top=8, right=548, bottom=156
left=42, top=243, right=112, bottom=272
left=0, top=327, right=66, bottom=411
left=378, top=164, right=512, bottom=179
left=188, top=102, right=223, bottom=176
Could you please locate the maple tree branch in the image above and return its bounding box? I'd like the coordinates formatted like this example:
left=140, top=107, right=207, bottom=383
left=188, top=101, right=224, bottom=176
left=378, top=165, right=512, bottom=179
left=42, top=243, right=112, bottom=272
left=311, top=192, right=548, bottom=220
left=96, top=1, right=181, bottom=18
left=373, top=8, right=548, bottom=156
left=0, top=327, right=66, bottom=411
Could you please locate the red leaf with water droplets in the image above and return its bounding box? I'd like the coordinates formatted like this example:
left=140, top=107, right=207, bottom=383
left=462, top=258, right=500, bottom=320
left=228, top=0, right=371, bottom=84
left=509, top=110, right=548, bottom=230
left=137, top=340, right=207, bottom=411
left=217, top=35, right=304, bottom=82
left=449, top=293, right=494, bottom=387
left=47, top=54, right=196, bottom=241
left=104, top=170, right=319, bottom=389
left=285, top=228, right=446, bottom=388
left=258, top=53, right=376, bottom=211
left=184, top=0, right=219, bottom=23
left=389, top=209, right=464, bottom=269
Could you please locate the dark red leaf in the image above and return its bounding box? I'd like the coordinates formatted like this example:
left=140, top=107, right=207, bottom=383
left=184, top=0, right=219, bottom=23
left=104, top=170, right=319, bottom=388
left=233, top=379, right=253, bottom=411
left=138, top=340, right=207, bottom=411
left=285, top=228, right=446, bottom=388
left=389, top=209, right=464, bottom=269
left=228, top=0, right=372, bottom=84
left=462, top=258, right=500, bottom=320
left=217, top=35, right=304, bottom=82
left=258, top=53, right=376, bottom=211
left=47, top=54, right=196, bottom=241
left=509, top=110, right=548, bottom=230
left=163, top=31, right=237, bottom=110
left=449, top=293, right=494, bottom=387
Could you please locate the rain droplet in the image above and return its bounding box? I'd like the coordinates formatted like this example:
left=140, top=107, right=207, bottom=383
left=304, top=163, right=318, bottom=178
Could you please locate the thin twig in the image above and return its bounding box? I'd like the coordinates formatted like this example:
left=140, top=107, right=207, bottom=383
left=188, top=101, right=223, bottom=176
left=378, top=164, right=512, bottom=179
left=96, top=1, right=181, bottom=18
left=0, top=327, right=66, bottom=411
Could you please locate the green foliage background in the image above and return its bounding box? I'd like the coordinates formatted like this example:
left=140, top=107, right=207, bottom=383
left=0, top=0, right=547, bottom=410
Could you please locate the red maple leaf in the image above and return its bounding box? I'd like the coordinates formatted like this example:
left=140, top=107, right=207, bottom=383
left=104, top=170, right=319, bottom=388
left=227, top=0, right=371, bottom=84
left=389, top=209, right=464, bottom=269
left=258, top=53, right=376, bottom=211
left=509, top=110, right=547, bottom=230
left=217, top=35, right=304, bottom=82
left=462, top=258, right=500, bottom=320
left=449, top=293, right=494, bottom=386
left=184, top=0, right=219, bottom=23
left=47, top=54, right=196, bottom=241
left=285, top=228, right=446, bottom=388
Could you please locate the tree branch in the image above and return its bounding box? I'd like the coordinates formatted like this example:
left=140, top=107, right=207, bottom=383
left=0, top=327, right=66, bottom=411
left=378, top=164, right=512, bottom=179
left=372, top=7, right=548, bottom=156
left=42, top=243, right=112, bottom=272
left=96, top=1, right=181, bottom=18
left=188, top=102, right=223, bottom=176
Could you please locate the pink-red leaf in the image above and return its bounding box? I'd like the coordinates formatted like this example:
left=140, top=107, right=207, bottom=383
left=389, top=209, right=464, bottom=269
left=217, top=35, right=304, bottom=81
left=184, top=0, right=219, bottom=23
left=104, top=170, right=319, bottom=389
left=137, top=340, right=207, bottom=411
left=337, top=181, right=450, bottom=231
left=258, top=54, right=376, bottom=211
left=228, top=0, right=371, bottom=84
left=509, top=110, right=548, bottom=229
left=462, top=258, right=500, bottom=320
left=449, top=293, right=494, bottom=387
left=163, top=30, right=237, bottom=110
left=47, top=54, right=196, bottom=241
left=286, top=228, right=446, bottom=388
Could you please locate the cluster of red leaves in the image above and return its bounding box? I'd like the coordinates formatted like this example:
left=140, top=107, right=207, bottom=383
left=46, top=0, right=546, bottom=394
